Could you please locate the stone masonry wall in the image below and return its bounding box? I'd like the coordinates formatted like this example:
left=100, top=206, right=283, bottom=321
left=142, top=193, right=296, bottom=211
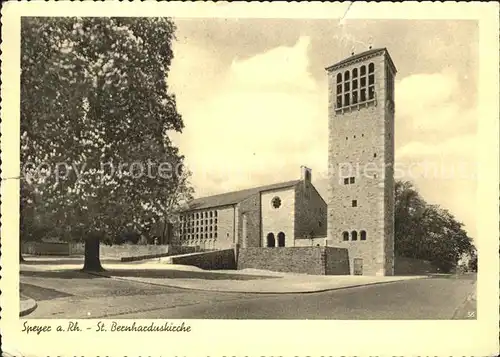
left=384, top=58, right=396, bottom=276
left=327, top=51, right=394, bottom=276
left=294, top=237, right=328, bottom=247
left=168, top=249, right=236, bottom=270
left=294, top=181, right=328, bottom=239
left=237, top=194, right=261, bottom=248
left=324, top=246, right=351, bottom=275
left=237, top=247, right=349, bottom=275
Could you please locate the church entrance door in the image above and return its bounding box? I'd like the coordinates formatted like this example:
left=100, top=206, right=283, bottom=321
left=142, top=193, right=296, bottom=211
left=266, top=233, right=275, bottom=247
left=353, top=258, right=363, bottom=275
left=277, top=232, right=285, bottom=247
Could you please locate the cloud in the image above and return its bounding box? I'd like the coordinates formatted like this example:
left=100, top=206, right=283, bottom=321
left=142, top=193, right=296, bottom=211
left=396, top=134, right=477, bottom=161
left=228, top=36, right=317, bottom=93
left=170, top=36, right=327, bottom=196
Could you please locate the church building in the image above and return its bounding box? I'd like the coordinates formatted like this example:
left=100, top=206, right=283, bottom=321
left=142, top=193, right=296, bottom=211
left=175, top=47, right=397, bottom=276
left=176, top=166, right=327, bottom=250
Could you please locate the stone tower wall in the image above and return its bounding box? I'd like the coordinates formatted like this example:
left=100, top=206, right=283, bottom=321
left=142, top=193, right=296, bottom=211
left=327, top=51, right=395, bottom=276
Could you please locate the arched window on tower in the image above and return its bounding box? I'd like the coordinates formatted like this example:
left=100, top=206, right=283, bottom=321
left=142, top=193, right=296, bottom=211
left=368, top=62, right=375, bottom=100
left=360, top=65, right=367, bottom=102
left=360, top=230, right=367, bottom=240
left=352, top=68, right=359, bottom=104
left=351, top=231, right=358, bottom=241
left=344, top=71, right=351, bottom=107
left=336, top=72, right=343, bottom=108
left=342, top=231, right=349, bottom=241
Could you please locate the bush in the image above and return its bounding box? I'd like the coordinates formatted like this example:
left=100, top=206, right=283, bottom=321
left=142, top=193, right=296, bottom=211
left=117, top=231, right=141, bottom=245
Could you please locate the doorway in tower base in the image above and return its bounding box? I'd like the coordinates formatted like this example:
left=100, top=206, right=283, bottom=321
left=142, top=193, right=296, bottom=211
left=353, top=258, right=363, bottom=275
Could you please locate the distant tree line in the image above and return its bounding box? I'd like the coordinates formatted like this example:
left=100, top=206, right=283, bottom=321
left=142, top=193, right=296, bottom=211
left=395, top=180, right=476, bottom=273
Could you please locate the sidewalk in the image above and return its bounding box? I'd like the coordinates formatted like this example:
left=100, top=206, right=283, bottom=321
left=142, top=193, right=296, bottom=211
left=21, top=257, right=427, bottom=294
left=20, top=294, right=37, bottom=317
left=100, top=271, right=426, bottom=293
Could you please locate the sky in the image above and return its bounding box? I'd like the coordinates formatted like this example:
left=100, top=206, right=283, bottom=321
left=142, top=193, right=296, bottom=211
left=167, top=18, right=479, bottom=239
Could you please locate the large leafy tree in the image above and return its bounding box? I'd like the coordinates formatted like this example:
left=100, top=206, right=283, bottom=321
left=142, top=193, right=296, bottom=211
left=21, top=17, right=191, bottom=270
left=395, top=180, right=475, bottom=272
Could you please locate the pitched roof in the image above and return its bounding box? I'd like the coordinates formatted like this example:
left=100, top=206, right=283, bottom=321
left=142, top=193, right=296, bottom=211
left=325, top=47, right=397, bottom=73
left=183, top=179, right=301, bottom=211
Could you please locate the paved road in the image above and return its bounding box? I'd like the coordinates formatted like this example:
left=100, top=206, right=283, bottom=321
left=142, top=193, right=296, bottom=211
left=118, top=274, right=477, bottom=319
left=21, top=270, right=476, bottom=320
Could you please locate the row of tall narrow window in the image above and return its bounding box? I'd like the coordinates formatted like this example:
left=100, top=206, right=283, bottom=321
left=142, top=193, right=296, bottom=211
left=180, top=232, right=218, bottom=240
left=180, top=224, right=217, bottom=233
left=180, top=210, right=218, bottom=222
left=181, top=218, right=218, bottom=228
left=342, top=230, right=367, bottom=241
left=336, top=63, right=375, bottom=109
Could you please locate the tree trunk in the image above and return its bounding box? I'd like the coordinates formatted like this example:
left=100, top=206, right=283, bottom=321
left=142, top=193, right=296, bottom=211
left=162, top=219, right=168, bottom=245
left=82, top=233, right=104, bottom=272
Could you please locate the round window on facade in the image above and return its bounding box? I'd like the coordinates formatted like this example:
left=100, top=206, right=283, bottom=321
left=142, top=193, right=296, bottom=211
left=271, top=196, right=282, bottom=209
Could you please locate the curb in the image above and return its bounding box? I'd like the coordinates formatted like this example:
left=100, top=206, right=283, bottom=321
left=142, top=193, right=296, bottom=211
left=20, top=298, right=38, bottom=317
left=85, top=271, right=427, bottom=295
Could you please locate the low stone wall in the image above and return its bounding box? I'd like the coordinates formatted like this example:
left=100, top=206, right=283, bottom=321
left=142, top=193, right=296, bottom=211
left=100, top=244, right=168, bottom=258
left=21, top=242, right=72, bottom=256
left=394, top=256, right=439, bottom=275
left=168, top=245, right=199, bottom=256
left=69, top=243, right=85, bottom=255
left=294, top=237, right=328, bottom=247
left=168, top=249, right=236, bottom=270
left=119, top=246, right=198, bottom=262
left=21, top=242, right=195, bottom=259
left=100, top=244, right=197, bottom=259
left=237, top=247, right=350, bottom=275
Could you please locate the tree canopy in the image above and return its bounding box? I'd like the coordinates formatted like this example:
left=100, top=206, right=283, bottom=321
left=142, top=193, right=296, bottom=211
left=395, top=180, right=475, bottom=272
left=20, top=17, right=192, bottom=269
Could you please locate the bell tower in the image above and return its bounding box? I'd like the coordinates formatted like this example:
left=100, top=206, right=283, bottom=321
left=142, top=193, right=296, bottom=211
left=326, top=48, right=396, bottom=276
